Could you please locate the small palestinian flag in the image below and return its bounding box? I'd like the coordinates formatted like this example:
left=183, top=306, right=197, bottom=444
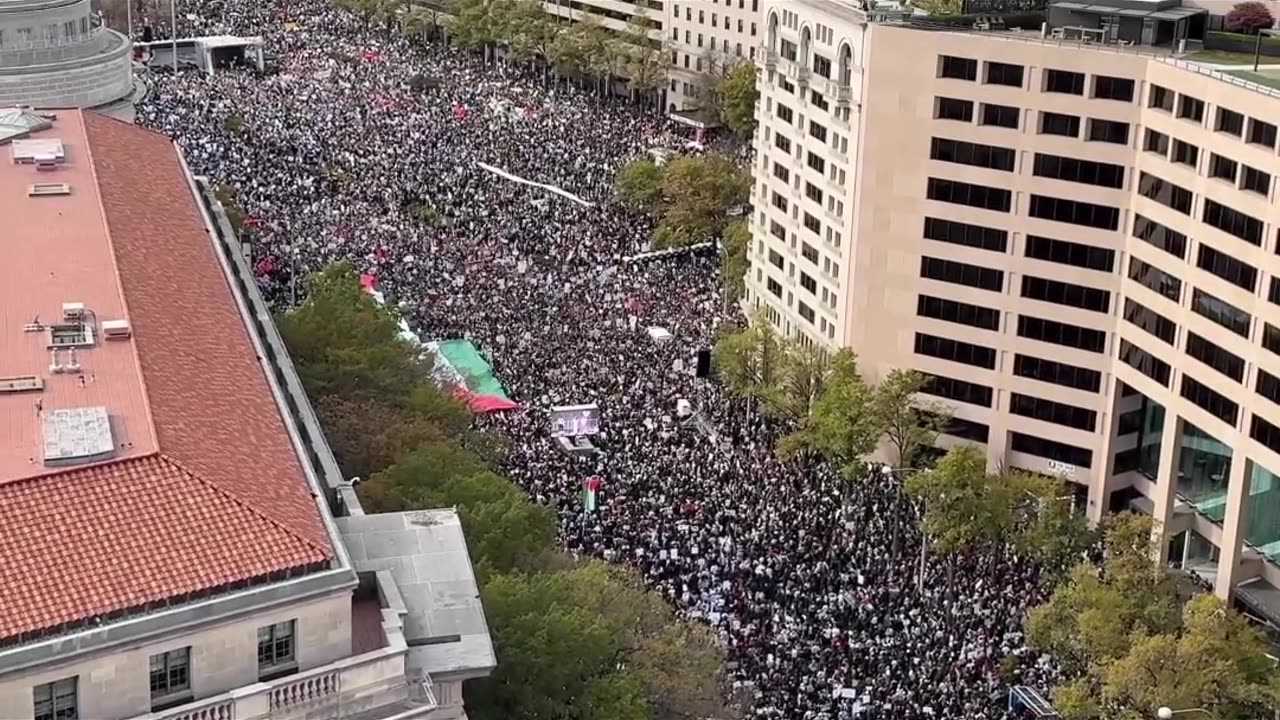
left=583, top=476, right=602, bottom=513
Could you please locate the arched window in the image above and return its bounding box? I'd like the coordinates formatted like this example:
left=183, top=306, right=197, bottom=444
left=799, top=26, right=812, bottom=66
left=838, top=43, right=852, bottom=85
left=767, top=12, right=779, bottom=51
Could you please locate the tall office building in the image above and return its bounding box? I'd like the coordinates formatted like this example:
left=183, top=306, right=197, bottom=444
left=664, top=0, right=763, bottom=111
left=0, top=110, right=493, bottom=720
left=747, top=0, right=1280, bottom=618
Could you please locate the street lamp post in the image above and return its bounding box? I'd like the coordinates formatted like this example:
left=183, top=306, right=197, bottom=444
left=1253, top=29, right=1278, bottom=72
left=1157, top=707, right=1218, bottom=720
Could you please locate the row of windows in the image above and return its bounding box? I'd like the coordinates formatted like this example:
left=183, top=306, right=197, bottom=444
left=1040, top=112, right=1129, bottom=145
left=1193, top=288, right=1251, bottom=338
left=1128, top=256, right=1181, bottom=303
left=923, top=217, right=1008, bottom=253
left=1202, top=198, right=1263, bottom=247
left=1025, top=235, right=1114, bottom=272
left=943, top=55, right=1133, bottom=104
left=914, top=332, right=997, bottom=369
left=1124, top=297, right=1177, bottom=345
left=1182, top=374, right=1239, bottom=426
left=1197, top=243, right=1257, bottom=292
left=1042, top=69, right=1134, bottom=101
left=32, top=620, right=297, bottom=720
left=1028, top=194, right=1119, bottom=231
left=1013, top=353, right=1102, bottom=393
left=927, top=177, right=1012, bottom=213
left=1009, top=392, right=1098, bottom=432
left=920, top=255, right=1004, bottom=292
left=1119, top=338, right=1171, bottom=387
left=1153, top=82, right=1279, bottom=150
left=930, top=137, right=1015, bottom=172
left=920, top=371, right=994, bottom=407
left=1017, top=314, right=1107, bottom=354
left=917, top=294, right=1000, bottom=331
left=1132, top=214, right=1187, bottom=259
left=1011, top=431, right=1094, bottom=468
left=1021, top=275, right=1110, bottom=313
left=1185, top=331, right=1245, bottom=383
left=1137, top=172, right=1193, bottom=216
left=1032, top=153, right=1124, bottom=189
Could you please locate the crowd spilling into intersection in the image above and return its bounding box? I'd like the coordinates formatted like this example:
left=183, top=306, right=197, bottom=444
left=136, top=4, right=1057, bottom=716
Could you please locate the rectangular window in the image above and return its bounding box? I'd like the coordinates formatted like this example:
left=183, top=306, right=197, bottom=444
left=1024, top=235, right=1113, bottom=272
left=33, top=678, right=77, bottom=720
left=258, top=620, right=297, bottom=676
left=942, top=417, right=990, bottom=443
left=1143, top=128, right=1169, bottom=156
left=920, top=256, right=1003, bottom=292
left=1249, top=118, right=1278, bottom=149
left=1171, top=139, right=1199, bottom=168
left=1039, top=111, right=1080, bottom=137
left=1044, top=68, right=1084, bottom=95
left=1010, top=432, right=1093, bottom=468
left=772, top=162, right=790, bottom=183
left=810, top=91, right=829, bottom=111
left=774, top=133, right=791, bottom=154
left=1032, top=153, right=1124, bottom=189
left=813, top=54, right=832, bottom=79
left=985, top=61, right=1024, bottom=87
left=1209, top=153, right=1238, bottom=182
left=1132, top=214, right=1187, bottom=258
left=926, top=177, right=1011, bottom=213
left=799, top=272, right=816, bottom=293
left=808, top=120, right=828, bottom=143
left=1028, top=195, right=1119, bottom=230
left=936, top=96, right=974, bottom=122
left=1010, top=393, right=1097, bottom=432
left=1192, top=288, right=1251, bottom=338
left=1128, top=257, right=1182, bottom=302
left=1013, top=354, right=1102, bottom=393
left=1149, top=84, right=1174, bottom=111
left=1185, top=332, right=1245, bottom=383
left=1021, top=275, right=1110, bottom=313
left=1016, top=314, right=1107, bottom=353
left=980, top=103, right=1020, bottom=129
left=769, top=220, right=786, bottom=241
left=802, top=212, right=821, bottom=234
left=1253, top=415, right=1280, bottom=455
left=806, top=151, right=825, bottom=174
left=1137, top=172, right=1192, bottom=215
left=1181, top=374, right=1239, bottom=426
left=1241, top=165, right=1270, bottom=196
left=798, top=301, right=815, bottom=323
left=1197, top=243, right=1257, bottom=292
left=767, top=277, right=782, bottom=297
left=920, top=372, right=993, bottom=407
left=1216, top=107, right=1245, bottom=136
left=776, top=103, right=793, bottom=124
left=1119, top=339, right=1171, bottom=387
left=771, top=191, right=788, bottom=212
left=923, top=217, right=1007, bottom=253
left=804, top=181, right=823, bottom=204
left=916, top=295, right=1000, bottom=331
left=1177, top=94, right=1205, bottom=123
left=1202, top=198, right=1263, bottom=246
left=931, top=138, right=1015, bottom=172
left=914, top=332, right=997, bottom=369
left=1093, top=75, right=1134, bottom=101
left=1124, top=298, right=1176, bottom=345
left=1258, top=369, right=1280, bottom=408
left=150, top=648, right=191, bottom=706
left=768, top=249, right=784, bottom=270
left=939, top=55, right=977, bottom=80
left=801, top=242, right=819, bottom=264
left=1087, top=118, right=1130, bottom=145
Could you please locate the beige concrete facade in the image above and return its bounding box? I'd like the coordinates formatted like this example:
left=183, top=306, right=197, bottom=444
left=664, top=0, right=762, bottom=111
left=746, top=13, right=1280, bottom=609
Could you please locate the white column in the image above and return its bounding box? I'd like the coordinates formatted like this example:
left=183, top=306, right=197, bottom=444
left=1150, top=411, right=1183, bottom=565
left=1214, top=457, right=1252, bottom=600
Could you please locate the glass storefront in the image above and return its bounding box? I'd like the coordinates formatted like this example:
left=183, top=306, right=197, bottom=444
left=1175, top=421, right=1233, bottom=523
left=1245, top=464, right=1280, bottom=563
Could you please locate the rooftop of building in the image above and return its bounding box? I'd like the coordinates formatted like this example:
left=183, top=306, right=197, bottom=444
left=0, top=109, right=334, bottom=645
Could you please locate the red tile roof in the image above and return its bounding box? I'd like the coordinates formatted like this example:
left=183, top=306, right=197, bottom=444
left=0, top=112, right=334, bottom=642
left=0, top=455, right=329, bottom=639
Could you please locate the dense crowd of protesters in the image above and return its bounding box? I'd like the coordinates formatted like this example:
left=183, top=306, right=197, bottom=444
left=136, top=6, right=1057, bottom=717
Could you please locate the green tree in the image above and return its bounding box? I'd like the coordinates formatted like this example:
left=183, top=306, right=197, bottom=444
left=621, top=14, right=667, bottom=108
left=872, top=369, right=949, bottom=467
left=779, top=348, right=878, bottom=468
left=614, top=156, right=665, bottom=214
left=446, top=0, right=511, bottom=52
left=654, top=153, right=749, bottom=248
left=776, top=340, right=830, bottom=420
left=506, top=0, right=558, bottom=64
left=1028, top=514, right=1278, bottom=720
left=719, top=218, right=750, bottom=305
left=712, top=309, right=789, bottom=412
left=717, top=61, right=759, bottom=139
left=904, top=444, right=1015, bottom=554
left=911, top=0, right=964, bottom=14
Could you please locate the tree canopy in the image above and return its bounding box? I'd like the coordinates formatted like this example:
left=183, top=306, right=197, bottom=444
left=1027, top=513, right=1280, bottom=720
left=653, top=153, right=750, bottom=248
left=1226, top=0, right=1274, bottom=32
left=717, top=61, right=759, bottom=139
left=720, top=219, right=751, bottom=305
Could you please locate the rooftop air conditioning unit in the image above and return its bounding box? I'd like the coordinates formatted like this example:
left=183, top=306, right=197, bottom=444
left=28, top=182, right=70, bottom=196
left=101, top=319, right=131, bottom=340
left=34, top=155, right=58, bottom=171
left=61, top=302, right=84, bottom=320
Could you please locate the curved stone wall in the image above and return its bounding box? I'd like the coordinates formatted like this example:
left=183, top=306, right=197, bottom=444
left=0, top=27, right=132, bottom=108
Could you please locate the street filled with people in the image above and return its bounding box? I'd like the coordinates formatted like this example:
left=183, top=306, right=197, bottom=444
left=136, top=6, right=1057, bottom=717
